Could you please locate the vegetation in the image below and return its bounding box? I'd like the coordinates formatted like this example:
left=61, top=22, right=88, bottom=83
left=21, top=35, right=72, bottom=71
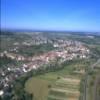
left=5, top=58, right=95, bottom=100
left=18, top=43, right=55, bottom=57
left=25, top=78, right=51, bottom=100
left=25, top=59, right=92, bottom=100
left=0, top=55, right=18, bottom=68
left=1, top=32, right=100, bottom=100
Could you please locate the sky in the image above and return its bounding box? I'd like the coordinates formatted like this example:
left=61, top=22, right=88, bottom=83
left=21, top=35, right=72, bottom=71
left=1, top=0, right=100, bottom=31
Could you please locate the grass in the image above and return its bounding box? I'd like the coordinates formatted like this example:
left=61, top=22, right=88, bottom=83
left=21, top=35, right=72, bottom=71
left=25, top=59, right=91, bottom=100
left=88, top=70, right=100, bottom=100
left=25, top=78, right=52, bottom=100
left=49, top=90, right=67, bottom=97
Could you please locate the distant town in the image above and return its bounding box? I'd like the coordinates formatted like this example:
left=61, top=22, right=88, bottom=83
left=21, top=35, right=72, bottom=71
left=0, top=31, right=100, bottom=100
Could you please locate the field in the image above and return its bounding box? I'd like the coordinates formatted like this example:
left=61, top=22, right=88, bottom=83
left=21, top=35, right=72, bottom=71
left=25, top=78, right=51, bottom=100
left=25, top=59, right=91, bottom=100
left=87, top=64, right=100, bottom=100
left=47, top=77, right=80, bottom=100
left=25, top=75, right=81, bottom=100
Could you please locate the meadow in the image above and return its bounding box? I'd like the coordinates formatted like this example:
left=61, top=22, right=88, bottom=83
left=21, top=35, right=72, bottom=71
left=25, top=59, right=93, bottom=100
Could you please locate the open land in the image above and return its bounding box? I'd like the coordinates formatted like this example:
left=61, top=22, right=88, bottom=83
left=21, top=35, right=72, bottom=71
left=0, top=31, right=100, bottom=100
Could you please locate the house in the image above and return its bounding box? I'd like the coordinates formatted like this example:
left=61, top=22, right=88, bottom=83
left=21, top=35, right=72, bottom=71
left=0, top=90, right=4, bottom=96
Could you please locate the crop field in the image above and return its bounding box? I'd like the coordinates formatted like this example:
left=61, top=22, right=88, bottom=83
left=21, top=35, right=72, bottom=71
left=25, top=77, right=51, bottom=100
left=47, top=77, right=80, bottom=100
left=25, top=59, right=91, bottom=100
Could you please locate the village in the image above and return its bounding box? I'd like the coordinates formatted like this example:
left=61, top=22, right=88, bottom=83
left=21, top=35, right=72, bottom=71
left=0, top=38, right=90, bottom=97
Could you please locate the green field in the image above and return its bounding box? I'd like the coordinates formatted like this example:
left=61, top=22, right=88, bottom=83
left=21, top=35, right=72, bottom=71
left=25, top=78, right=51, bottom=100
left=25, top=59, right=94, bottom=100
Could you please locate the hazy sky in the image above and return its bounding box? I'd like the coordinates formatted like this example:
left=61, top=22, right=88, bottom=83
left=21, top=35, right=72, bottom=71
left=1, top=0, right=100, bottom=31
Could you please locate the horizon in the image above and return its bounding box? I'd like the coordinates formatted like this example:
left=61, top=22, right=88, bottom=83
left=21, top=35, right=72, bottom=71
left=1, top=27, right=100, bottom=33
left=1, top=0, right=100, bottom=32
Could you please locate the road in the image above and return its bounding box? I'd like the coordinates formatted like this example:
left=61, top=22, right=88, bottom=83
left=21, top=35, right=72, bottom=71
left=93, top=75, right=100, bottom=100
left=83, top=58, right=100, bottom=100
left=91, top=59, right=100, bottom=69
